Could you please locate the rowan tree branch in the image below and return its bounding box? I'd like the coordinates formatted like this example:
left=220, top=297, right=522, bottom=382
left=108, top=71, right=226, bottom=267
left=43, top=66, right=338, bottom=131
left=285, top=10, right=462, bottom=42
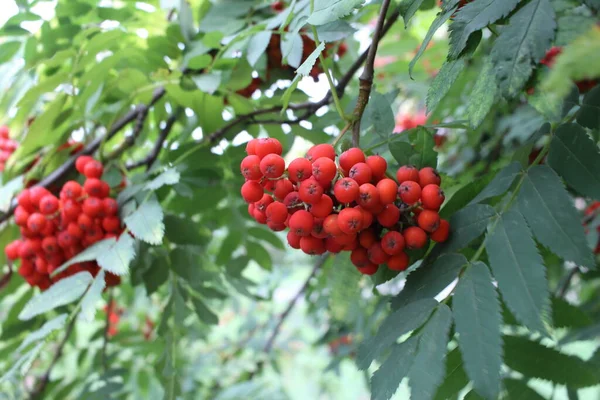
left=351, top=0, right=392, bottom=146
left=29, top=314, right=78, bottom=400
left=555, top=267, right=580, bottom=298
left=101, top=289, right=114, bottom=372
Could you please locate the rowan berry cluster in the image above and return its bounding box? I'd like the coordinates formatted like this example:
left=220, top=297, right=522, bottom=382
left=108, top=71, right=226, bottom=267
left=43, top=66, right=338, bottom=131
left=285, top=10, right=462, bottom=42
left=240, top=138, right=450, bottom=275
left=0, top=125, right=18, bottom=172
left=4, top=156, right=123, bottom=290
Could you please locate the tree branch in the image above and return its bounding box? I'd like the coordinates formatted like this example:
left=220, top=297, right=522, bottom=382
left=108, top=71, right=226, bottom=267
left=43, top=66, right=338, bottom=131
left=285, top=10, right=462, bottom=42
left=29, top=315, right=78, bottom=400
left=101, top=289, right=114, bottom=372
left=262, top=255, right=328, bottom=353
left=351, top=0, right=392, bottom=146
left=126, top=109, right=181, bottom=170
left=555, top=267, right=580, bottom=298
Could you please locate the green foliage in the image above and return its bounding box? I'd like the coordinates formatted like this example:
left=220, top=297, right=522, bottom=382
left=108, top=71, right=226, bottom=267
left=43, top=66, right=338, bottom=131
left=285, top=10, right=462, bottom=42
left=452, top=263, right=502, bottom=399
left=124, top=199, right=165, bottom=245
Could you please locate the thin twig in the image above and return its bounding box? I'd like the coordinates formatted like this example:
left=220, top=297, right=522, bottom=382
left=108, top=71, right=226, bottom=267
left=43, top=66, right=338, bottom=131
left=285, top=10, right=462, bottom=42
left=126, top=109, right=181, bottom=170
left=101, top=289, right=114, bottom=372
left=29, top=315, right=78, bottom=399
left=556, top=267, right=580, bottom=298
left=262, top=255, right=328, bottom=353
left=351, top=0, right=392, bottom=146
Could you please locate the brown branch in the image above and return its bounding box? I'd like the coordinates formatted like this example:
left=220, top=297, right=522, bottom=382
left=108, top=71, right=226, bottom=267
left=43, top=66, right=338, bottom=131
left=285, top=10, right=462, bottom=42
left=126, top=109, right=181, bottom=170
left=29, top=315, right=78, bottom=399
left=262, top=255, right=328, bottom=353
left=351, top=0, right=392, bottom=146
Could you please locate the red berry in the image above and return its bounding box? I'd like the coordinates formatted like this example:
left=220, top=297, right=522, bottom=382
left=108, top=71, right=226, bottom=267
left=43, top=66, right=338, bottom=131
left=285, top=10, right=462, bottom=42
left=376, top=179, right=398, bottom=205
left=334, top=177, right=359, bottom=203
left=75, top=156, right=94, bottom=174
left=39, top=195, right=59, bottom=215
left=418, top=167, right=441, bottom=187
left=259, top=154, right=286, bottom=178
left=377, top=204, right=400, bottom=228
left=312, top=157, right=337, bottom=186
left=310, top=194, right=333, bottom=218
left=84, top=178, right=104, bottom=197
left=82, top=197, right=103, bottom=217
left=27, top=213, right=47, bottom=233
left=262, top=179, right=275, bottom=192
left=266, top=201, right=288, bottom=224
left=323, top=214, right=343, bottom=237
left=288, top=158, right=313, bottom=183
left=430, top=219, right=450, bottom=243
left=35, top=257, right=48, bottom=274
left=350, top=247, right=370, bottom=268
left=85, top=227, right=104, bottom=246
left=246, top=138, right=258, bottom=155
left=103, top=198, right=119, bottom=216
left=349, top=163, right=372, bottom=185
left=67, top=223, right=84, bottom=239
left=337, top=208, right=363, bottom=234
left=83, top=160, right=104, bottom=179
left=306, top=143, right=335, bottom=162
left=421, top=184, right=445, bottom=210
left=17, top=190, right=34, bottom=212
left=396, top=165, right=420, bottom=184
left=388, top=252, right=409, bottom=271
left=283, top=191, right=303, bottom=213
left=102, top=216, right=121, bottom=233
left=404, top=226, right=428, bottom=249
left=29, top=187, right=51, bottom=209
left=78, top=214, right=94, bottom=231
left=358, top=183, right=380, bottom=210
left=254, top=138, right=283, bottom=158
left=298, top=177, right=323, bottom=204
left=300, top=236, right=326, bottom=255
left=62, top=200, right=82, bottom=222
left=339, top=148, right=365, bottom=172
left=57, top=231, right=76, bottom=249
left=61, top=181, right=83, bottom=200
left=241, top=181, right=264, bottom=203
left=355, top=206, right=374, bottom=230
left=5, top=240, right=21, bottom=260
left=42, top=236, right=59, bottom=253
left=14, top=206, right=30, bottom=226
left=359, top=229, right=377, bottom=248
left=274, top=179, right=294, bottom=200
left=357, top=263, right=379, bottom=275
left=418, top=209, right=440, bottom=232
left=325, top=237, right=344, bottom=253
left=366, top=155, right=387, bottom=179
left=368, top=242, right=390, bottom=264
left=240, top=155, right=262, bottom=181
left=271, top=0, right=285, bottom=11
left=19, top=260, right=34, bottom=277
left=289, top=210, right=314, bottom=237
left=311, top=218, right=329, bottom=239
left=333, top=233, right=356, bottom=246
left=269, top=221, right=286, bottom=232
left=287, top=231, right=302, bottom=249
left=254, top=193, right=274, bottom=213
left=398, top=181, right=422, bottom=205
left=381, top=231, right=405, bottom=255
left=253, top=209, right=267, bottom=224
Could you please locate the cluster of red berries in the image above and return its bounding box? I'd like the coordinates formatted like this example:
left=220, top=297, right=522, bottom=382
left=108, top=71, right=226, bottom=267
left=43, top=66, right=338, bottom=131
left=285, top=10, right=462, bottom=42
left=239, top=138, right=450, bottom=275
left=103, top=301, right=124, bottom=337
left=3, top=156, right=123, bottom=290
left=0, top=125, right=18, bottom=172
left=539, top=46, right=598, bottom=93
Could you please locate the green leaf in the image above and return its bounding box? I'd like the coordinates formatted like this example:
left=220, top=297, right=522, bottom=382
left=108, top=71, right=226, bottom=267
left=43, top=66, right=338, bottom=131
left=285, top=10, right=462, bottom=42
left=518, top=165, right=594, bottom=268
left=389, top=140, right=414, bottom=166
left=463, top=390, right=485, bottom=400
left=281, top=74, right=301, bottom=112
left=453, top=262, right=502, bottom=399
left=469, top=162, right=522, bottom=205
left=327, top=253, right=361, bottom=321
left=307, top=0, right=364, bottom=25
left=281, top=32, right=303, bottom=68
left=192, top=72, right=221, bottom=95
left=124, top=199, right=165, bottom=245
left=552, top=297, right=593, bottom=329
left=179, top=0, right=195, bottom=42
left=485, top=209, right=550, bottom=333
left=216, top=231, right=243, bottom=265
left=97, top=234, right=136, bottom=276
left=247, top=227, right=284, bottom=249
left=370, top=338, right=418, bottom=400
left=576, top=85, right=600, bottom=129
left=438, top=204, right=497, bottom=254
left=409, top=6, right=454, bottom=78
left=143, top=255, right=169, bottom=295
left=315, top=20, right=355, bottom=42
left=164, top=214, right=208, bottom=246
left=0, top=41, right=21, bottom=64
left=402, top=0, right=426, bottom=26
left=297, top=42, right=326, bottom=76
left=0, top=176, right=23, bottom=213
left=392, top=254, right=467, bottom=309
left=191, top=295, right=219, bottom=325
left=145, top=167, right=180, bottom=191
left=408, top=304, right=452, bottom=400
left=363, top=92, right=395, bottom=136
left=17, top=314, right=67, bottom=353
left=78, top=270, right=106, bottom=323
left=547, top=123, right=600, bottom=200
left=440, top=177, right=494, bottom=219
left=449, top=0, right=520, bottom=58
left=426, top=58, right=467, bottom=113
left=503, top=335, right=600, bottom=388
left=503, top=379, right=546, bottom=400
left=467, top=57, right=498, bottom=128
left=19, top=272, right=93, bottom=320
left=247, top=31, right=272, bottom=66
left=433, top=348, right=469, bottom=400
left=356, top=298, right=437, bottom=370
left=409, top=127, right=437, bottom=168
left=246, top=240, right=272, bottom=270
left=491, top=0, right=556, bottom=96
